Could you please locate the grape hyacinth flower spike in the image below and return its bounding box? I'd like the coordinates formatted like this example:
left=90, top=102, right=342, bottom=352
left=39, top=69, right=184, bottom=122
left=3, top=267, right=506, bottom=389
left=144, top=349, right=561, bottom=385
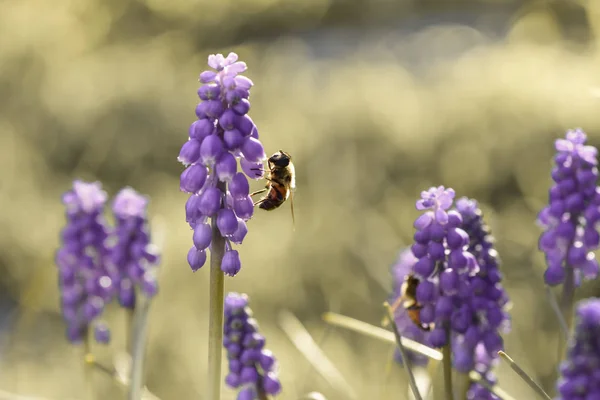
left=555, top=298, right=600, bottom=399
left=538, top=128, right=600, bottom=287
left=179, top=52, right=266, bottom=276
left=409, top=186, right=479, bottom=400
left=110, top=187, right=160, bottom=309
left=454, top=197, right=511, bottom=397
left=537, top=129, right=600, bottom=334
left=55, top=180, right=113, bottom=344
left=179, top=52, right=266, bottom=400
left=224, top=293, right=282, bottom=400
left=409, top=186, right=479, bottom=348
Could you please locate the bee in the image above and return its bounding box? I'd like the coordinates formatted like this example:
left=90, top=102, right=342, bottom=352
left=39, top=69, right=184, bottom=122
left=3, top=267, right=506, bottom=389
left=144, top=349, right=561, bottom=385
left=250, top=150, right=296, bottom=225
left=389, top=274, right=431, bottom=331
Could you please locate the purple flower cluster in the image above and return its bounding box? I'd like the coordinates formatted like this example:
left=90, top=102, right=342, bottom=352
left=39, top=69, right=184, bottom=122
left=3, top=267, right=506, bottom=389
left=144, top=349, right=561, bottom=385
left=409, top=186, right=479, bottom=348
left=55, top=180, right=113, bottom=344
left=390, top=249, right=430, bottom=366
left=180, top=53, right=266, bottom=277
left=453, top=198, right=510, bottom=364
left=538, top=129, right=600, bottom=286
left=556, top=298, right=600, bottom=399
left=56, top=181, right=161, bottom=344
left=110, top=187, right=160, bottom=309
left=223, top=292, right=282, bottom=399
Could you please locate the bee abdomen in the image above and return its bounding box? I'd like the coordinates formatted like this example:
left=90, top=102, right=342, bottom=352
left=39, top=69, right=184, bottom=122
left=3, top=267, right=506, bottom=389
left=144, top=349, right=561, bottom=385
left=259, top=199, right=283, bottom=211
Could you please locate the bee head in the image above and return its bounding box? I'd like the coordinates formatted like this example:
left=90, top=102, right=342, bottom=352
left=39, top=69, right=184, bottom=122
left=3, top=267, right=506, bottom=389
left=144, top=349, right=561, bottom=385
left=269, top=150, right=291, bottom=167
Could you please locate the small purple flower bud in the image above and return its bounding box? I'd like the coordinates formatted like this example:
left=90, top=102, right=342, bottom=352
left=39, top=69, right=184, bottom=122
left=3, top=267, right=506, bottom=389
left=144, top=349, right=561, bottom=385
left=185, top=194, right=202, bottom=224
left=231, top=219, right=248, bottom=244
left=224, top=129, right=244, bottom=150
left=219, top=110, right=238, bottom=130
left=222, top=250, right=241, bottom=276
left=217, top=209, right=238, bottom=237
left=240, top=137, right=266, bottom=162
left=188, top=247, right=207, bottom=272
left=225, top=373, right=241, bottom=388
left=216, top=153, right=237, bottom=182
left=198, top=83, right=221, bottom=100
left=195, top=99, right=224, bottom=119
left=193, top=223, right=212, bottom=250
left=229, top=173, right=250, bottom=199
left=94, top=322, right=110, bottom=344
left=262, top=372, right=282, bottom=395
left=189, top=119, right=214, bottom=141
left=177, top=139, right=201, bottom=166
left=199, top=187, right=222, bottom=216
left=234, top=196, right=254, bottom=221
left=259, top=349, right=275, bottom=371
left=200, top=134, right=225, bottom=165
left=232, top=98, right=250, bottom=115
left=236, top=115, right=255, bottom=136
left=413, top=256, right=435, bottom=278
left=199, top=70, right=217, bottom=83
left=429, top=328, right=447, bottom=347
left=180, top=164, right=208, bottom=193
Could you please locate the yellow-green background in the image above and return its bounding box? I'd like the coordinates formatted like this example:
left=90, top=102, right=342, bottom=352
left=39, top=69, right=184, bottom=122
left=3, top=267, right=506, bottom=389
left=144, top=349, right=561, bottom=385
left=1, top=0, right=600, bottom=398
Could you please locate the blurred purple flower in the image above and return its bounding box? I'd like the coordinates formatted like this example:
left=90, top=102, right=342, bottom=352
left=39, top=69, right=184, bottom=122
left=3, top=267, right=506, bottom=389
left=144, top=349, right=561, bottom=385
left=453, top=197, right=510, bottom=366
left=409, top=186, right=479, bottom=348
left=55, top=180, right=114, bottom=344
left=180, top=52, right=266, bottom=276
left=538, top=129, right=600, bottom=286
left=466, top=343, right=500, bottom=400
left=223, top=292, right=282, bottom=399
left=556, top=298, right=600, bottom=399
left=110, top=187, right=160, bottom=309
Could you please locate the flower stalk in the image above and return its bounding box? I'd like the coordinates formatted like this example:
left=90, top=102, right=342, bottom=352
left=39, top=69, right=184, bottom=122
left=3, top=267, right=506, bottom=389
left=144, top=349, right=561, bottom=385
left=442, top=336, right=454, bottom=400
left=128, top=294, right=152, bottom=400
left=208, top=187, right=226, bottom=400
left=385, top=304, right=422, bottom=400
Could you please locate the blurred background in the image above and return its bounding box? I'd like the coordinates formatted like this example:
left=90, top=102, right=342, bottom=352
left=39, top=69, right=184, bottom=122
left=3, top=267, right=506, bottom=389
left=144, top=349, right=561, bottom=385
left=2, top=0, right=600, bottom=398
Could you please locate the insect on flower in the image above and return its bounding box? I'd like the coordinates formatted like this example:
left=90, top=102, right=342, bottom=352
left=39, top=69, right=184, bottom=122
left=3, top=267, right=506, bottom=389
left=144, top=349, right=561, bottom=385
left=392, top=273, right=432, bottom=331
left=250, top=150, right=296, bottom=225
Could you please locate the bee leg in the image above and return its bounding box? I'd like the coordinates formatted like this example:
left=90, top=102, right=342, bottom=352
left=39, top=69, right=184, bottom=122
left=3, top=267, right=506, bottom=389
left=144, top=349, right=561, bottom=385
left=388, top=295, right=406, bottom=315
left=253, top=198, right=268, bottom=206
left=250, top=189, right=268, bottom=197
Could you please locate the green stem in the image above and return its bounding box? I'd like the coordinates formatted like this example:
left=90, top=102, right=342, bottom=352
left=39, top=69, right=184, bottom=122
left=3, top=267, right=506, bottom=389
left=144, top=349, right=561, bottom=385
left=126, top=307, right=135, bottom=355
left=385, top=305, right=423, bottom=400
left=442, top=330, right=454, bottom=400
left=207, top=180, right=226, bottom=400
left=498, top=351, right=551, bottom=400
left=559, top=266, right=575, bottom=355
left=455, top=372, right=470, bottom=400
left=128, top=295, right=152, bottom=400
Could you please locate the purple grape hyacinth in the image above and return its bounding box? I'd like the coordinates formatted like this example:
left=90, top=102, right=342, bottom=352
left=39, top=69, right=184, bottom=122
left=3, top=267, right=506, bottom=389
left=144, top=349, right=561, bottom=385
left=455, top=198, right=510, bottom=358
left=389, top=249, right=430, bottom=366
left=55, top=180, right=114, bottom=344
left=223, top=293, right=282, bottom=399
left=556, top=298, right=600, bottom=399
left=179, top=52, right=265, bottom=276
left=538, top=129, right=600, bottom=286
left=110, top=187, right=160, bottom=309
left=409, top=186, right=479, bottom=348
left=466, top=343, right=500, bottom=400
